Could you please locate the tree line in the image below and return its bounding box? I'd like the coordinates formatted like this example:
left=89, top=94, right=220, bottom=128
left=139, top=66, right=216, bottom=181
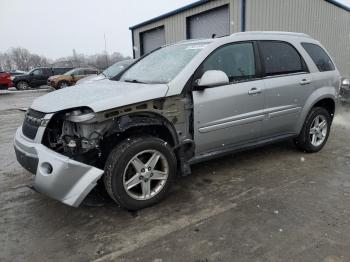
left=0, top=47, right=131, bottom=72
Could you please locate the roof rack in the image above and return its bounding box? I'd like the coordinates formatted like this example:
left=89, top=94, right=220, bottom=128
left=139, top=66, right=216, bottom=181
left=232, top=31, right=312, bottom=38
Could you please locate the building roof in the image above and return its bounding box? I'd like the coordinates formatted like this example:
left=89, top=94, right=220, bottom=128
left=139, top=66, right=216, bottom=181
left=130, top=0, right=350, bottom=30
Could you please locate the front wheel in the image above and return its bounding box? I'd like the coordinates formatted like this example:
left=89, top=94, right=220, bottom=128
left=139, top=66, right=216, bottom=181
left=16, top=81, right=30, bottom=90
left=294, top=107, right=331, bottom=153
left=57, top=81, right=69, bottom=89
left=104, top=136, right=177, bottom=211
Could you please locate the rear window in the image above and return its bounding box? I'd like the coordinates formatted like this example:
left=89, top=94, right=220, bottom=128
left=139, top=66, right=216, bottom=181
left=301, top=43, right=335, bottom=72
left=259, top=41, right=306, bottom=76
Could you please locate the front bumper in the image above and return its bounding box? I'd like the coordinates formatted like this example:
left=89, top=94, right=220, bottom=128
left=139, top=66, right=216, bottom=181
left=340, top=87, right=350, bottom=103
left=14, top=127, right=104, bottom=207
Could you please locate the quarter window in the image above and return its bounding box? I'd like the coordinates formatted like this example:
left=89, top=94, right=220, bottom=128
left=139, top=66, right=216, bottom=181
left=259, top=41, right=305, bottom=76
left=200, top=42, right=256, bottom=82
left=301, top=43, right=335, bottom=72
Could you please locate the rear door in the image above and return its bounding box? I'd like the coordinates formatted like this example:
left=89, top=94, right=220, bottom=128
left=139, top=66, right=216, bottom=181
left=192, top=42, right=265, bottom=154
left=31, top=68, right=49, bottom=87
left=259, top=41, right=312, bottom=138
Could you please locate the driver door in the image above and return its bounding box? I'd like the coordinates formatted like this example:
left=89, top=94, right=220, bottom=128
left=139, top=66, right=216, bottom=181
left=192, top=42, right=266, bottom=154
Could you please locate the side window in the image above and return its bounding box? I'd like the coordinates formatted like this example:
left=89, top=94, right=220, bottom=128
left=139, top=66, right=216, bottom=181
left=73, top=70, right=83, bottom=76
left=200, top=42, right=256, bottom=82
left=301, top=43, right=335, bottom=72
left=42, top=68, right=51, bottom=75
left=53, top=68, right=63, bottom=75
left=32, top=69, right=42, bottom=76
left=85, top=69, right=96, bottom=75
left=259, top=41, right=305, bottom=76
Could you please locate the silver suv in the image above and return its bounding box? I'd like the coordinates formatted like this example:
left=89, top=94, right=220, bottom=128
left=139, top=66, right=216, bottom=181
left=14, top=32, right=340, bottom=210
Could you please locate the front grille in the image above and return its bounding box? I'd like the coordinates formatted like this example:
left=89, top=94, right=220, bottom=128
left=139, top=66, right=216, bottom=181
left=22, top=109, right=46, bottom=139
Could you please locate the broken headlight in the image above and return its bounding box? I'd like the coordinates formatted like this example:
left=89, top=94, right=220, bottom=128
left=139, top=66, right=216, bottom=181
left=65, top=108, right=96, bottom=123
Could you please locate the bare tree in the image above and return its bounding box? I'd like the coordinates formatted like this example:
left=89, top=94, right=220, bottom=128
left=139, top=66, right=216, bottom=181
left=0, top=46, right=130, bottom=72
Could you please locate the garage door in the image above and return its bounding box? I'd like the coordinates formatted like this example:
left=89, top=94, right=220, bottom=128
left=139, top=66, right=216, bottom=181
left=140, top=26, right=166, bottom=56
left=187, top=5, right=230, bottom=39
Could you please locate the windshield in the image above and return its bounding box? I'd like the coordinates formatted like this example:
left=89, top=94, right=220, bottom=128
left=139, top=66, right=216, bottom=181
left=63, top=69, right=76, bottom=76
left=28, top=68, right=36, bottom=74
left=103, top=60, right=134, bottom=78
left=120, top=43, right=209, bottom=84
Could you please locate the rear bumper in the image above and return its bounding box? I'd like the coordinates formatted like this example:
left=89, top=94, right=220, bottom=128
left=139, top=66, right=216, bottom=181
left=14, top=127, right=104, bottom=207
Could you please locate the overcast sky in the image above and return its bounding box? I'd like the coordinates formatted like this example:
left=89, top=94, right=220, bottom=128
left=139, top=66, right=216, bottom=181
left=0, top=0, right=349, bottom=59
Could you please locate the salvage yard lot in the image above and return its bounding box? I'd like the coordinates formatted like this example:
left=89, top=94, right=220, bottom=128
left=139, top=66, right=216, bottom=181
left=1, top=91, right=350, bottom=262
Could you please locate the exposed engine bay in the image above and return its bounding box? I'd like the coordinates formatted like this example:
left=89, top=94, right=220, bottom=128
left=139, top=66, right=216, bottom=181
left=43, top=108, right=111, bottom=165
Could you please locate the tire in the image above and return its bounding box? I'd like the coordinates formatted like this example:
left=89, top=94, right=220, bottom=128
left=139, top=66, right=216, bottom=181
left=16, top=81, right=30, bottom=90
left=104, top=136, right=177, bottom=211
left=57, top=81, right=69, bottom=89
left=294, top=107, right=331, bottom=153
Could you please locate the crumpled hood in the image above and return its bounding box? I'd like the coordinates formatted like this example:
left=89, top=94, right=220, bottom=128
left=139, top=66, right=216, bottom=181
left=31, top=80, right=169, bottom=113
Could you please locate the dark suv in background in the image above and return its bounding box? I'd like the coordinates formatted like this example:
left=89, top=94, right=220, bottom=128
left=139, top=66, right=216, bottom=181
left=12, top=67, right=73, bottom=90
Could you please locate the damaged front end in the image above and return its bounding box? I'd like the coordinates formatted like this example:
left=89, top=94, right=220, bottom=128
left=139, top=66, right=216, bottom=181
left=14, top=108, right=105, bottom=207
left=15, top=95, right=195, bottom=207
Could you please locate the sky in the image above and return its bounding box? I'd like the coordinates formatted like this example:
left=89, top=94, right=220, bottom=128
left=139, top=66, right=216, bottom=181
left=0, top=0, right=349, bottom=59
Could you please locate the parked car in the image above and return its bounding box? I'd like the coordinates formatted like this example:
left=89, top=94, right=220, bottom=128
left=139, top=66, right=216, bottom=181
left=0, top=71, right=13, bottom=90
left=339, top=78, right=350, bottom=103
left=76, top=59, right=135, bottom=85
left=12, top=67, right=73, bottom=90
left=14, top=32, right=340, bottom=210
left=9, top=70, right=27, bottom=77
left=47, top=68, right=99, bottom=89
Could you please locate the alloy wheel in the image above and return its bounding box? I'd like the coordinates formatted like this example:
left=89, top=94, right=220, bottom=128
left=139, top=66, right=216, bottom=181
left=309, top=115, right=328, bottom=147
left=123, top=150, right=169, bottom=201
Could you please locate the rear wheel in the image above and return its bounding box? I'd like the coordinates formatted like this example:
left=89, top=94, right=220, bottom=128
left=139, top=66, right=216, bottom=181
left=16, top=81, right=29, bottom=90
left=294, top=107, right=331, bottom=153
left=104, top=136, right=176, bottom=210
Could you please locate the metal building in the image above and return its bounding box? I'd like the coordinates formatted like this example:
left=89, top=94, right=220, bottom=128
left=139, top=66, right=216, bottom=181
left=130, top=0, right=350, bottom=76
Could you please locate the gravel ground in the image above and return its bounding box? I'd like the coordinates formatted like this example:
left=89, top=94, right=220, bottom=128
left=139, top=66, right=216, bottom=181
left=1, top=91, right=350, bottom=262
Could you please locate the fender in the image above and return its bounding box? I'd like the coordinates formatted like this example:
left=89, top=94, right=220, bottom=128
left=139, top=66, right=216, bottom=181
left=295, top=86, right=338, bottom=134
left=106, top=112, right=180, bottom=146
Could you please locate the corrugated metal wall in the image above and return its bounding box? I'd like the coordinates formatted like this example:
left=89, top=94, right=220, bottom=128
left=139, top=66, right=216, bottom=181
left=246, top=0, right=350, bottom=76
left=132, top=0, right=240, bottom=58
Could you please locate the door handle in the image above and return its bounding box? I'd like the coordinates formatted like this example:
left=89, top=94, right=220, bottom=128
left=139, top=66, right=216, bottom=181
left=299, top=79, right=311, bottom=85
left=248, top=87, right=262, bottom=95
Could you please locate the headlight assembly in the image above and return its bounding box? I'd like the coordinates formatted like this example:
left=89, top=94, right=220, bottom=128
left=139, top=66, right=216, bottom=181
left=65, top=108, right=96, bottom=123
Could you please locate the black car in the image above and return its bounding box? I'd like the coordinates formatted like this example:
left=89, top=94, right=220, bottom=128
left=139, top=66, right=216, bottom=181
left=12, top=67, right=73, bottom=90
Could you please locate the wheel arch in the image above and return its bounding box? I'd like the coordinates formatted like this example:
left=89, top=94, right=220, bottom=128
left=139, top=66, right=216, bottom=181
left=100, top=112, right=180, bottom=164
left=296, top=88, right=337, bottom=134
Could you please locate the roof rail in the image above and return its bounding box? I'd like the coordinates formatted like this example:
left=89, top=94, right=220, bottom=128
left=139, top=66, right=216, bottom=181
left=232, top=31, right=312, bottom=38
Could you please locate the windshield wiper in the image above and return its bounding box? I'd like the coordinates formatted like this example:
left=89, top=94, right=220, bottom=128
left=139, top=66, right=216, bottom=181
left=124, top=79, right=147, bottom=84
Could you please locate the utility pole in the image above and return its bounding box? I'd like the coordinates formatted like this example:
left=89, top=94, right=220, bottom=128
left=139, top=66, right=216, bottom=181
left=104, top=33, right=109, bottom=69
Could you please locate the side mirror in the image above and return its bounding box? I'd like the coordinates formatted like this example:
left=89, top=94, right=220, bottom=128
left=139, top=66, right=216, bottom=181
left=341, top=78, right=350, bottom=90
left=195, top=70, right=229, bottom=90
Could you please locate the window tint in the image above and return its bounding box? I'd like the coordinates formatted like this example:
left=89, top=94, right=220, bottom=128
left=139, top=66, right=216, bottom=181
left=259, top=41, right=305, bottom=76
left=42, top=68, right=52, bottom=75
left=201, top=42, right=256, bottom=82
left=301, top=43, right=335, bottom=72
